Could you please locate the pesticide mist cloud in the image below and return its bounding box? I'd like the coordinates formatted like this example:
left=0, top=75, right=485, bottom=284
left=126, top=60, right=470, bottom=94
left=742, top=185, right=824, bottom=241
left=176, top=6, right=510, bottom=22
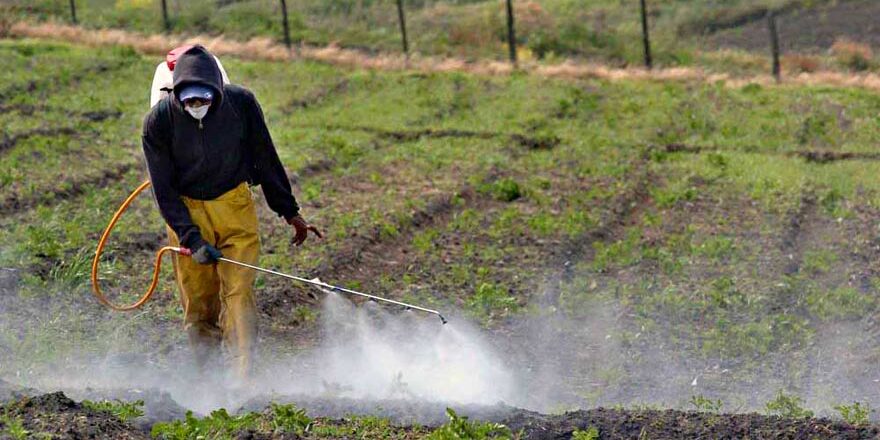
left=260, top=292, right=516, bottom=406
left=4, top=289, right=517, bottom=416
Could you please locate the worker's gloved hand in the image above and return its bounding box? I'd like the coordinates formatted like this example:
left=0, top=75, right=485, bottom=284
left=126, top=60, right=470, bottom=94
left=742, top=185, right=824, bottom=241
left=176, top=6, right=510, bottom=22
left=287, top=214, right=323, bottom=246
left=192, top=243, right=223, bottom=265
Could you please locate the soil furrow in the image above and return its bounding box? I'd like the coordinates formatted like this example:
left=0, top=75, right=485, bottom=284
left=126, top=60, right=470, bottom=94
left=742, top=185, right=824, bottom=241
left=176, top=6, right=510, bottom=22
left=0, top=127, right=78, bottom=155
left=0, top=162, right=136, bottom=216
left=662, top=143, right=880, bottom=163
left=558, top=158, right=652, bottom=280
left=304, top=124, right=559, bottom=149
left=285, top=79, right=350, bottom=112
left=0, top=62, right=119, bottom=104
left=780, top=191, right=817, bottom=275
left=0, top=103, right=123, bottom=122
left=311, top=189, right=467, bottom=280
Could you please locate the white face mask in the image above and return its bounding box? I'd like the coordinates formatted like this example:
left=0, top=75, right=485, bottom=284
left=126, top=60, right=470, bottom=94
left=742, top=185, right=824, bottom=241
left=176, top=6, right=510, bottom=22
left=185, top=103, right=210, bottom=120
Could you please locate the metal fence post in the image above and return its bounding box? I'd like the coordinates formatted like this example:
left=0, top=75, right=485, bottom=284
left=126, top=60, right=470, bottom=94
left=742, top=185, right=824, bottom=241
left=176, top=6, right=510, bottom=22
left=69, top=0, right=78, bottom=24
left=767, top=11, right=781, bottom=81
left=640, top=0, right=652, bottom=69
left=506, top=0, right=517, bottom=66
left=161, top=0, right=170, bottom=32
left=280, top=0, right=292, bottom=49
left=396, top=0, right=409, bottom=57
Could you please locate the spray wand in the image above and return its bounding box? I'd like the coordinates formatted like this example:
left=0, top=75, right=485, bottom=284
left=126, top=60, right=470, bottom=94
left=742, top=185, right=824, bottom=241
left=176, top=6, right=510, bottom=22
left=91, top=180, right=448, bottom=324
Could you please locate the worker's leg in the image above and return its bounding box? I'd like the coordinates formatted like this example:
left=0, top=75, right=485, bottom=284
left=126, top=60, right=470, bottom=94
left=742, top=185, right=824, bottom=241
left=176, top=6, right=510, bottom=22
left=204, top=183, right=261, bottom=380
left=167, top=199, right=222, bottom=370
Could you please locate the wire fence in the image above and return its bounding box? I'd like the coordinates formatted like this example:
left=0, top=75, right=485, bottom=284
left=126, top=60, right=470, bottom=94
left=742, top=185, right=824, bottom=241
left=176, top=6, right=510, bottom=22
left=7, top=0, right=879, bottom=77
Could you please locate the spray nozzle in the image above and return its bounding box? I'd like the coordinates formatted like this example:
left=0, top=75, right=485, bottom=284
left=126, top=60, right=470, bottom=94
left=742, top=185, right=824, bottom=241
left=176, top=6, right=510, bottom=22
left=439, top=314, right=448, bottom=325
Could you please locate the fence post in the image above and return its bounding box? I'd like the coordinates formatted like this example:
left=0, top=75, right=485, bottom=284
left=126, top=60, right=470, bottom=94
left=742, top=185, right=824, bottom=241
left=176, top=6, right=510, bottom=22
left=396, top=0, right=409, bottom=58
left=505, top=0, right=517, bottom=66
left=280, top=0, right=292, bottom=49
left=639, top=0, right=652, bottom=69
left=161, top=0, right=170, bottom=32
left=767, top=11, right=781, bottom=82
left=69, top=0, right=78, bottom=24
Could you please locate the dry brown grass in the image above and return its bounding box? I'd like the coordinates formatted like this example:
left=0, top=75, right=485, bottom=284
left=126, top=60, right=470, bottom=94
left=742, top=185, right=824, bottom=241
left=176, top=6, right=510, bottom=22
left=9, top=20, right=880, bottom=92
left=782, top=54, right=822, bottom=73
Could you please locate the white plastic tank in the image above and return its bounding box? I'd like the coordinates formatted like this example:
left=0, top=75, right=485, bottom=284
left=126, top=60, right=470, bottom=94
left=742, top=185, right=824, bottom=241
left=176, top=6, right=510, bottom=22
left=150, top=47, right=229, bottom=107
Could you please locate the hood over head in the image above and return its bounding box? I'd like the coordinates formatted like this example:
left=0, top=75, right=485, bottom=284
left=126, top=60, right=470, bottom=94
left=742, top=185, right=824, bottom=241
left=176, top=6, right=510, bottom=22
left=172, top=45, right=224, bottom=108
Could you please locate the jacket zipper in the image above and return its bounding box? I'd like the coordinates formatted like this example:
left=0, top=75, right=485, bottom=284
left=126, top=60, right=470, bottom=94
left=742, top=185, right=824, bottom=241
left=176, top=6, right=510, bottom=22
left=198, top=117, right=207, bottom=198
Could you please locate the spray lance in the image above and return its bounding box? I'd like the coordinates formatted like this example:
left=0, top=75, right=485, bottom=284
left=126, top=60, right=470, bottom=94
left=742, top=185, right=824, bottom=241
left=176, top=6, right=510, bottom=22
left=90, top=180, right=448, bottom=324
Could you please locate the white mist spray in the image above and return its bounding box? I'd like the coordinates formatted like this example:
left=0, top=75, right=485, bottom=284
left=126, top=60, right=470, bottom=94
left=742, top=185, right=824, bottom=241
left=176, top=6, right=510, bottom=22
left=261, top=292, right=515, bottom=406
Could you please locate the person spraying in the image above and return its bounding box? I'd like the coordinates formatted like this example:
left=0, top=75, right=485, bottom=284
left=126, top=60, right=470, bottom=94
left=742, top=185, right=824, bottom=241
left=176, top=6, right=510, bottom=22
left=141, top=44, right=322, bottom=381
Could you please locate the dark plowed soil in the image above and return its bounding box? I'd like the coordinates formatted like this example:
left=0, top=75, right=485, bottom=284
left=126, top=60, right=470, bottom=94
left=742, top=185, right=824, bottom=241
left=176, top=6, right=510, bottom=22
left=709, top=0, right=880, bottom=52
left=505, top=407, right=879, bottom=439
left=0, top=392, right=147, bottom=439
left=4, top=391, right=878, bottom=439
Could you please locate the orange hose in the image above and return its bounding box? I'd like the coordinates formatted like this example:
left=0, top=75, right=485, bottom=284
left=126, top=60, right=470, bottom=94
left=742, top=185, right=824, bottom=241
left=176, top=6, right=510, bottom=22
left=91, top=180, right=181, bottom=311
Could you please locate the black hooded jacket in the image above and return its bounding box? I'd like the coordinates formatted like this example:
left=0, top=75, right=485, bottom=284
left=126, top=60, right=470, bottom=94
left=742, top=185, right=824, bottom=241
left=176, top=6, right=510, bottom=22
left=142, top=45, right=299, bottom=250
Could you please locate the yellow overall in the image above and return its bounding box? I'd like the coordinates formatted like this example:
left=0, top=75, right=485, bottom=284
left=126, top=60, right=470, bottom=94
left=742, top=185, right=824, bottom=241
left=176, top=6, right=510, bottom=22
left=166, top=182, right=260, bottom=379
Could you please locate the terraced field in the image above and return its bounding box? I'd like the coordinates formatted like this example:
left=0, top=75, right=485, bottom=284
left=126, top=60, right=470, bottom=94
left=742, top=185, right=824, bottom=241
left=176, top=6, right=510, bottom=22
left=4, top=38, right=880, bottom=437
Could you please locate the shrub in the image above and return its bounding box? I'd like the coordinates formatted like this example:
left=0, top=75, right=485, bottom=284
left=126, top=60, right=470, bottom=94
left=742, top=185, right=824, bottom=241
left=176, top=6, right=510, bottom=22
left=831, top=38, right=873, bottom=71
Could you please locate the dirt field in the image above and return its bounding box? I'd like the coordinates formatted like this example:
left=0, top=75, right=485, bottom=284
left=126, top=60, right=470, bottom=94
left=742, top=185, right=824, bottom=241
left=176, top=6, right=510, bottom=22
left=4, top=32, right=880, bottom=439
left=709, top=0, right=880, bottom=52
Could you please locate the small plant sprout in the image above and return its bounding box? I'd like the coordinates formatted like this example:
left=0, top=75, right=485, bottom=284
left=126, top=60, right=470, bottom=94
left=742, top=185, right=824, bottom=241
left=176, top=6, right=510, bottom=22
left=689, top=395, right=723, bottom=413
left=765, top=391, right=814, bottom=419
left=834, top=402, right=871, bottom=426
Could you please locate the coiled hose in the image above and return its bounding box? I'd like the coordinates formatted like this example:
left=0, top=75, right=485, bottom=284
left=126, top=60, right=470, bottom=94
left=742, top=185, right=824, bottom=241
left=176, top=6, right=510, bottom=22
left=90, top=180, right=189, bottom=311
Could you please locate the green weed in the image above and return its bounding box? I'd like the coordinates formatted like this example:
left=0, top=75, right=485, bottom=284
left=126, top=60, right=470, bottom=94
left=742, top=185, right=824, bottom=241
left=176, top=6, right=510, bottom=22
left=801, top=250, right=838, bottom=274
left=151, top=409, right=261, bottom=439
left=427, top=408, right=512, bottom=440
left=480, top=178, right=523, bottom=202
left=806, top=286, right=876, bottom=321
left=689, top=395, right=723, bottom=413
left=0, top=414, right=29, bottom=440
left=592, top=228, right=642, bottom=271
left=833, top=402, right=871, bottom=426
left=571, top=426, right=600, bottom=440
left=465, top=282, right=519, bottom=323
left=765, top=391, right=814, bottom=419
left=82, top=399, right=144, bottom=422
left=48, top=247, right=92, bottom=287
left=268, top=403, right=311, bottom=434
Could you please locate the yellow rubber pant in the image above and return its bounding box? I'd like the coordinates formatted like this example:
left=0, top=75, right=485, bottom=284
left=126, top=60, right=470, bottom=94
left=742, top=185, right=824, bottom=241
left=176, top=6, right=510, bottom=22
left=166, top=182, right=260, bottom=380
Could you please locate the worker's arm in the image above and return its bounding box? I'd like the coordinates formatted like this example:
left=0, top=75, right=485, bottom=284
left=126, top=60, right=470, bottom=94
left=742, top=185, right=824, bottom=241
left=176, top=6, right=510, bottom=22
left=141, top=105, right=206, bottom=251
left=241, top=89, right=321, bottom=245
left=241, top=89, right=300, bottom=220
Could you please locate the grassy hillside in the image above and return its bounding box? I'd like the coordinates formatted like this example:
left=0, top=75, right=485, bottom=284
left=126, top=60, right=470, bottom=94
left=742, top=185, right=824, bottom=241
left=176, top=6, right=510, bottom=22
left=3, top=37, right=880, bottom=419
left=5, top=0, right=867, bottom=70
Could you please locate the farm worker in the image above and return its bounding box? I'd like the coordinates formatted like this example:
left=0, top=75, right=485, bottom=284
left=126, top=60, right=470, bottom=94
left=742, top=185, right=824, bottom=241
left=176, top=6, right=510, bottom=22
left=141, top=44, right=322, bottom=381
